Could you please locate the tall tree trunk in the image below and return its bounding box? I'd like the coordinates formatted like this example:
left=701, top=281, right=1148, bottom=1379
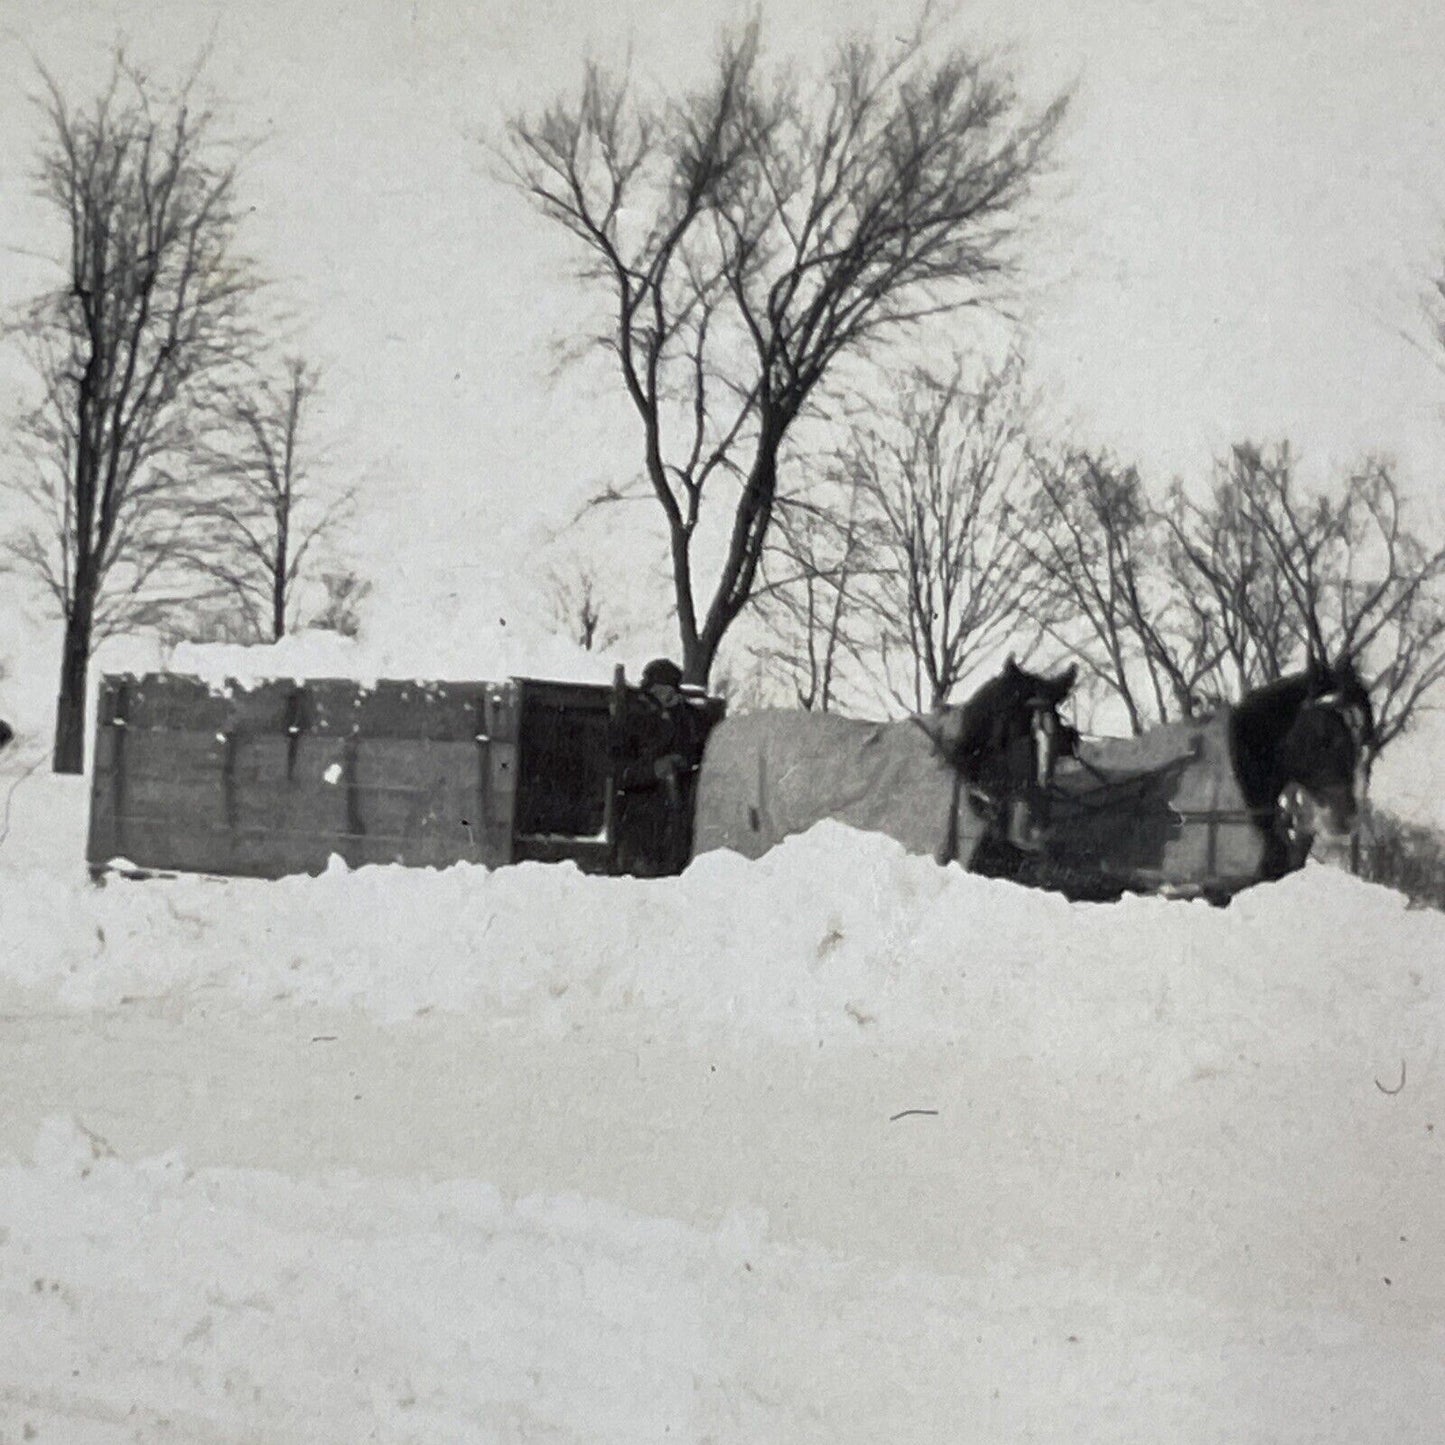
left=680, top=635, right=710, bottom=689
left=53, top=587, right=96, bottom=774
left=689, top=434, right=782, bottom=689
left=271, top=568, right=287, bottom=641
left=272, top=520, right=289, bottom=641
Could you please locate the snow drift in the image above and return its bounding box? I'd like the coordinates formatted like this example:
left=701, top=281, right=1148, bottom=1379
left=1, top=757, right=1442, bottom=1441
left=2, top=795, right=1439, bottom=1060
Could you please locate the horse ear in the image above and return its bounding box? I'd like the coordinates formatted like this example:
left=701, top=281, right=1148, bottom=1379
left=1048, top=663, right=1078, bottom=701
left=1003, top=654, right=1020, bottom=678
left=1304, top=654, right=1326, bottom=692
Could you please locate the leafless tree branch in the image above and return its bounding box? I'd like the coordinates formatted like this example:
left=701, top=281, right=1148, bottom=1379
left=4, top=51, right=264, bottom=769
left=506, top=15, right=1067, bottom=684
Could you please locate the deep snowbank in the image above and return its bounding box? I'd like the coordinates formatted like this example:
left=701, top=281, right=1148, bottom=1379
left=3, top=770, right=1439, bottom=1070
left=2, top=754, right=1443, bottom=1441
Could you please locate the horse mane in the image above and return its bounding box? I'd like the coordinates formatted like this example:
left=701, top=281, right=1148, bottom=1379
left=1230, top=669, right=1314, bottom=734
left=946, top=673, right=1015, bottom=775
left=1225, top=664, right=1317, bottom=803
left=1233, top=658, right=1374, bottom=743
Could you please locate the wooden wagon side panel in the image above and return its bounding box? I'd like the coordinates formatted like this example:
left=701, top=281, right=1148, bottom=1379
left=89, top=720, right=244, bottom=876
left=86, top=673, right=522, bottom=880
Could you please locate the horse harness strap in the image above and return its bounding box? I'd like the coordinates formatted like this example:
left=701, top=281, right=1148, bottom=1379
left=1052, top=728, right=1284, bottom=827
left=908, top=717, right=1029, bottom=863
left=1170, top=804, right=1280, bottom=824
left=943, top=768, right=965, bottom=863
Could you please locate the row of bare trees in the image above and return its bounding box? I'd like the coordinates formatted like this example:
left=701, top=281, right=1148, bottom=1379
left=12, top=20, right=1441, bottom=777
left=517, top=17, right=1445, bottom=757
left=741, top=354, right=1445, bottom=756
left=1024, top=441, right=1445, bottom=754
left=2, top=56, right=356, bottom=770
left=752, top=353, right=1047, bottom=713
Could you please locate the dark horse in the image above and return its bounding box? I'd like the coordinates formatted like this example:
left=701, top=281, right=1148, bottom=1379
left=933, top=656, right=1079, bottom=858
left=689, top=656, right=1078, bottom=868
left=1230, top=654, right=1375, bottom=881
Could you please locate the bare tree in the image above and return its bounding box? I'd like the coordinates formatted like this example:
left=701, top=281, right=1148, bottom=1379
left=846, top=355, right=1048, bottom=711
left=1160, top=452, right=1305, bottom=703
left=312, top=568, right=370, bottom=639
left=4, top=55, right=260, bottom=771
left=1019, top=449, right=1177, bottom=733
left=1223, top=444, right=1445, bottom=756
left=545, top=559, right=621, bottom=652
left=180, top=356, right=353, bottom=641
left=1104, top=440, right=1445, bottom=754
left=507, top=17, right=1067, bottom=686
left=750, top=469, right=872, bottom=711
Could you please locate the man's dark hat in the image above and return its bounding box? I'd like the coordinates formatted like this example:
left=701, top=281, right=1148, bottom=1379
left=640, top=658, right=684, bottom=691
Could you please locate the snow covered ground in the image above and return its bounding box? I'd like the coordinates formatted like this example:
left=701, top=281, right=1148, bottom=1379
left=1, top=734, right=1443, bottom=1441
left=0, top=598, right=1441, bottom=1441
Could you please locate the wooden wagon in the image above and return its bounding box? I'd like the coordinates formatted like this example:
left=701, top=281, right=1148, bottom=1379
left=85, top=669, right=721, bottom=882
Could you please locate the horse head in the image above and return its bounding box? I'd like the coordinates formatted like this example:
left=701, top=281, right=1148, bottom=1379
left=1234, top=655, right=1374, bottom=862
left=920, top=655, right=1078, bottom=851
left=1279, top=655, right=1375, bottom=842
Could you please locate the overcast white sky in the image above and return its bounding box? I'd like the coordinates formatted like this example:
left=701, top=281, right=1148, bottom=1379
left=3, top=0, right=1445, bottom=638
